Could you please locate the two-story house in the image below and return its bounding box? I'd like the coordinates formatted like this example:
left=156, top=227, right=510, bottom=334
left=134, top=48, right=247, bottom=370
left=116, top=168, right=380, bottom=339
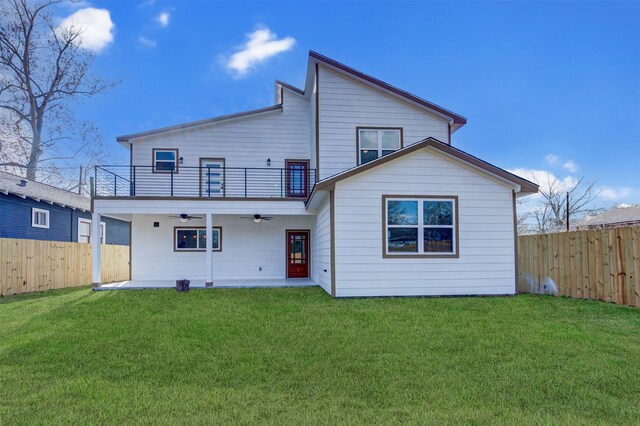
left=92, top=51, right=537, bottom=297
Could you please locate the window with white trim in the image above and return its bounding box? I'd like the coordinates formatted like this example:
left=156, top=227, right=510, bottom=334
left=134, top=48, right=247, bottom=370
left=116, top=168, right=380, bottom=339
left=78, top=218, right=105, bottom=243
left=384, top=196, right=457, bottom=256
left=174, top=227, right=221, bottom=251
left=31, top=208, right=50, bottom=229
left=358, top=128, right=401, bottom=164
left=153, top=149, right=178, bottom=173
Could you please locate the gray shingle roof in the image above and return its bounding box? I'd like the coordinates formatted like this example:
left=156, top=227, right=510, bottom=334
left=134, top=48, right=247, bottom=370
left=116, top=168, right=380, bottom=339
left=581, top=206, right=640, bottom=227
left=0, top=171, right=90, bottom=211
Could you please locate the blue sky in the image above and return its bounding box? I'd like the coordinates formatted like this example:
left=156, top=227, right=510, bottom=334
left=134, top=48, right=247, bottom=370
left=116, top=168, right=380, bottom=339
left=65, top=0, right=639, bottom=205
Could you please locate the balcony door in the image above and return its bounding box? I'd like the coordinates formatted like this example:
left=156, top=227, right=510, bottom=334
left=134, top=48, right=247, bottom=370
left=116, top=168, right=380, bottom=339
left=200, top=158, right=225, bottom=197
left=285, top=159, right=310, bottom=198
left=287, top=230, right=309, bottom=278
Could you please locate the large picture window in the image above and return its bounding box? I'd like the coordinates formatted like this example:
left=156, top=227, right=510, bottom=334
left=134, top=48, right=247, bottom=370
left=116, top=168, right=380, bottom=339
left=174, top=227, right=221, bottom=252
left=383, top=195, right=458, bottom=257
left=357, top=128, right=402, bottom=165
left=153, top=149, right=178, bottom=173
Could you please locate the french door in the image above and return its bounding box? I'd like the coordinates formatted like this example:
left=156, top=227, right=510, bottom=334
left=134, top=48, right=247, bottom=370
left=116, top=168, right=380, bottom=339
left=287, top=230, right=310, bottom=278
left=200, top=158, right=225, bottom=197
left=285, top=160, right=310, bottom=198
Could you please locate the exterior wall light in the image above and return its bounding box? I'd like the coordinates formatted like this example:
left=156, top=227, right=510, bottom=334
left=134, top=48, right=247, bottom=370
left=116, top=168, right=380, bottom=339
left=267, top=158, right=271, bottom=166
left=179, top=156, right=184, bottom=165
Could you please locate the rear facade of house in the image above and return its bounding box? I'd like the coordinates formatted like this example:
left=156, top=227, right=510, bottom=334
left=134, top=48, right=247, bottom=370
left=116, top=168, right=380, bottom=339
left=92, top=51, right=537, bottom=297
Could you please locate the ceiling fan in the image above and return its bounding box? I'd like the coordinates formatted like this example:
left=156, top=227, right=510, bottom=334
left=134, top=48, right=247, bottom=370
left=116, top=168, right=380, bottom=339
left=168, top=213, right=203, bottom=223
left=241, top=214, right=273, bottom=223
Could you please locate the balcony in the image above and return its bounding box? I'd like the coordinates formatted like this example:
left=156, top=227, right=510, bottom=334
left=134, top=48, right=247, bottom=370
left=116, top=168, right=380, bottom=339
left=93, top=165, right=317, bottom=200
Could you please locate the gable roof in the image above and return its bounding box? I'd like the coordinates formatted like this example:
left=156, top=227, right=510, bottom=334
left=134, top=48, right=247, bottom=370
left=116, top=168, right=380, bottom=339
left=116, top=105, right=283, bottom=144
left=306, top=51, right=467, bottom=131
left=0, top=171, right=90, bottom=211
left=579, top=206, right=640, bottom=229
left=118, top=51, right=467, bottom=145
left=307, top=137, right=538, bottom=205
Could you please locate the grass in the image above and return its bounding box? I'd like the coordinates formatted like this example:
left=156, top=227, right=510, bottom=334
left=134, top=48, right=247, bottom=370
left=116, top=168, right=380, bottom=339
left=0, top=287, right=639, bottom=425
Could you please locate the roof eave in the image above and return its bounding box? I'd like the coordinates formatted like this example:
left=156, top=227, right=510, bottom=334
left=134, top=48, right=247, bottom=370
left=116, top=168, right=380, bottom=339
left=307, top=50, right=467, bottom=126
left=117, top=104, right=284, bottom=143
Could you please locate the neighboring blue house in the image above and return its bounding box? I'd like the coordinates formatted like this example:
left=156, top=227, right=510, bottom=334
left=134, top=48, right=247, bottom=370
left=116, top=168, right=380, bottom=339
left=0, top=171, right=129, bottom=245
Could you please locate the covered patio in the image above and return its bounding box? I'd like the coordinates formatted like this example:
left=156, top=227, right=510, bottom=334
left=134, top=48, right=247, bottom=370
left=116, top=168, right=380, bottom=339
left=95, top=278, right=317, bottom=291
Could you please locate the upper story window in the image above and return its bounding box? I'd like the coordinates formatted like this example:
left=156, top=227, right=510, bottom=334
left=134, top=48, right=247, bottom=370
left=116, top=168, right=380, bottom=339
left=383, top=195, right=458, bottom=258
left=31, top=208, right=49, bottom=229
left=153, top=149, right=178, bottom=173
left=357, top=128, right=402, bottom=165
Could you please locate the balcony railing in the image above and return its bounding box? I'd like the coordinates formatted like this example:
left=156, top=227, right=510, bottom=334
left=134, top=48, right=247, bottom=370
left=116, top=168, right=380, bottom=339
left=94, top=165, right=317, bottom=199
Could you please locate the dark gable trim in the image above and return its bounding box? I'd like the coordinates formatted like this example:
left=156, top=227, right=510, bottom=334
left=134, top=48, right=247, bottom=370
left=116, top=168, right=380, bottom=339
left=315, top=63, right=320, bottom=181
left=330, top=189, right=336, bottom=297
left=117, top=105, right=283, bottom=143
left=513, top=190, right=518, bottom=291
left=309, top=51, right=467, bottom=126
left=276, top=80, right=305, bottom=95
left=307, top=137, right=538, bottom=204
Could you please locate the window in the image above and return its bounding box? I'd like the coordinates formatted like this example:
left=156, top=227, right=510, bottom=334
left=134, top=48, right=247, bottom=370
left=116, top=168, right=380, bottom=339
left=31, top=208, right=50, bottom=229
left=153, top=149, right=178, bottom=173
left=357, top=128, right=402, bottom=164
left=174, top=227, right=221, bottom=252
left=383, top=195, right=458, bottom=257
left=78, top=218, right=105, bottom=243
left=285, top=159, right=310, bottom=198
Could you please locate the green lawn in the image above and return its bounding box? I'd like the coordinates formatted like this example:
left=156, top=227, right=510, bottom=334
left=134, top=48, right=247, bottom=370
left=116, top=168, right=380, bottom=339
left=0, top=287, right=639, bottom=425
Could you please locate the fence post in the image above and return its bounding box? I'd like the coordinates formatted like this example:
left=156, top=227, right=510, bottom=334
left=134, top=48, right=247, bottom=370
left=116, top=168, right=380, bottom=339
left=280, top=168, right=284, bottom=198
left=170, top=168, right=174, bottom=197
left=207, top=166, right=211, bottom=197
left=114, top=174, right=117, bottom=197
left=244, top=169, right=247, bottom=197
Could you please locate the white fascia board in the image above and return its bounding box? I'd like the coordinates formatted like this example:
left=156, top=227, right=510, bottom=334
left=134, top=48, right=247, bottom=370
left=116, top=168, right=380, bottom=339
left=92, top=199, right=314, bottom=216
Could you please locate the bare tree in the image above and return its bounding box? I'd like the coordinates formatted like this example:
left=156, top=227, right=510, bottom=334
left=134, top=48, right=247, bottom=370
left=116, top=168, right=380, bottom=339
left=0, top=0, right=116, bottom=182
left=519, top=175, right=601, bottom=233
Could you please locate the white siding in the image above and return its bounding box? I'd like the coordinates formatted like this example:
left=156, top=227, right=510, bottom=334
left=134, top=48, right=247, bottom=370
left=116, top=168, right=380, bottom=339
left=129, top=92, right=311, bottom=197
left=317, top=66, right=450, bottom=179
left=311, top=195, right=331, bottom=294
left=333, top=147, right=516, bottom=297
left=131, top=214, right=312, bottom=281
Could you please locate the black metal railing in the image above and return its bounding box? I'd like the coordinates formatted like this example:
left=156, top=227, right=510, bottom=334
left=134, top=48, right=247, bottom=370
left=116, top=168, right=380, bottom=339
left=94, top=165, right=317, bottom=199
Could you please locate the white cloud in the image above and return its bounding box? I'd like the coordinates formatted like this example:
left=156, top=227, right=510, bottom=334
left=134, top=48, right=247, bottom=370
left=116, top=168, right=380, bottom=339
left=225, top=28, right=296, bottom=77
left=510, top=168, right=579, bottom=195
left=156, top=12, right=170, bottom=27
left=138, top=36, right=157, bottom=48
left=544, top=154, right=559, bottom=166
left=598, top=186, right=633, bottom=201
left=563, top=160, right=578, bottom=173
left=56, top=8, right=114, bottom=52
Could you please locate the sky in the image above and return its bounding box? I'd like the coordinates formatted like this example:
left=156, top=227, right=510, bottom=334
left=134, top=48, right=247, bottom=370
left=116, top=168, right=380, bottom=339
left=55, top=0, right=640, bottom=207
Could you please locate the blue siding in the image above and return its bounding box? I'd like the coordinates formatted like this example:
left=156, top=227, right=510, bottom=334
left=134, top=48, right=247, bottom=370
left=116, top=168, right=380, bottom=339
left=0, top=193, right=129, bottom=245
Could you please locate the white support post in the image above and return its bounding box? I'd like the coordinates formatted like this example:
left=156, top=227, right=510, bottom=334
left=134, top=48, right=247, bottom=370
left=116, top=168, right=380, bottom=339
left=91, top=212, right=102, bottom=287
left=205, top=213, right=213, bottom=286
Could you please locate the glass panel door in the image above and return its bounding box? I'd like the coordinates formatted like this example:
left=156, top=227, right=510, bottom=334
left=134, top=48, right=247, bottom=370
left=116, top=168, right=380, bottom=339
left=287, top=230, right=309, bottom=278
left=285, top=160, right=309, bottom=198
left=200, top=158, right=225, bottom=197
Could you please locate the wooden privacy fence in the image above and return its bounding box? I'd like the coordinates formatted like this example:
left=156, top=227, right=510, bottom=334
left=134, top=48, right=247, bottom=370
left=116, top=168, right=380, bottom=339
left=0, top=238, right=130, bottom=296
left=517, top=226, right=640, bottom=307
